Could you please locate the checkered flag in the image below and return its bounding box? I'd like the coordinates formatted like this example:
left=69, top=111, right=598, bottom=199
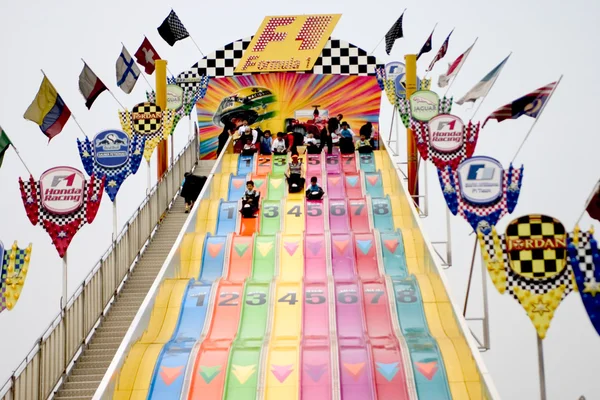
left=0, top=241, right=32, bottom=313
left=567, top=228, right=600, bottom=336
left=118, top=102, right=176, bottom=162
left=385, top=13, right=404, bottom=55
left=410, top=118, right=480, bottom=171
left=375, top=66, right=386, bottom=91
left=437, top=161, right=523, bottom=233
left=478, top=217, right=576, bottom=339
left=77, top=134, right=145, bottom=202
left=18, top=173, right=104, bottom=258
left=157, top=10, right=190, bottom=46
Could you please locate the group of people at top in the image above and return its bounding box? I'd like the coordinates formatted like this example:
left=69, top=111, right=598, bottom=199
left=217, top=113, right=377, bottom=158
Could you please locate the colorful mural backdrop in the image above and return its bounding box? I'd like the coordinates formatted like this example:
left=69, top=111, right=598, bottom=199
left=196, top=72, right=381, bottom=159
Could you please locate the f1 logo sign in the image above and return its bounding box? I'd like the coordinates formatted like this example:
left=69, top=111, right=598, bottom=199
left=236, top=14, right=340, bottom=73
left=437, top=120, right=457, bottom=130
left=51, top=174, right=76, bottom=187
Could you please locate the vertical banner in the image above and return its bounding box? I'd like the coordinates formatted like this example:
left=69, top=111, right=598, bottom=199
left=19, top=167, right=105, bottom=257
left=568, top=227, right=600, bottom=336
left=0, top=240, right=32, bottom=312
left=118, top=102, right=176, bottom=162
left=438, top=156, right=523, bottom=233
left=478, top=214, right=575, bottom=339
left=77, top=130, right=145, bottom=201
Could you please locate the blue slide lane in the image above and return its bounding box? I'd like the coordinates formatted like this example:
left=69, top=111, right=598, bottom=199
left=363, top=171, right=384, bottom=197
left=358, top=152, right=376, bottom=172
left=379, top=230, right=452, bottom=400
left=216, top=200, right=238, bottom=235
left=228, top=175, right=248, bottom=201
left=237, top=154, right=254, bottom=175
left=147, top=280, right=213, bottom=399
left=370, top=196, right=395, bottom=233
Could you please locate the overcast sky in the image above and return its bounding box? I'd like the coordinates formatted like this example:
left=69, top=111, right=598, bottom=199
left=0, top=0, right=598, bottom=399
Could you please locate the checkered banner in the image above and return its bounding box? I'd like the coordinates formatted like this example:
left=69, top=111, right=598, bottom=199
left=398, top=95, right=453, bottom=128
left=410, top=114, right=480, bottom=170
left=118, top=102, right=176, bottom=162
left=77, top=131, right=145, bottom=202
left=0, top=240, right=32, bottom=313
left=438, top=156, right=523, bottom=234
left=19, top=168, right=105, bottom=258
left=567, top=227, right=600, bottom=336
left=381, top=78, right=433, bottom=108
left=478, top=214, right=577, bottom=339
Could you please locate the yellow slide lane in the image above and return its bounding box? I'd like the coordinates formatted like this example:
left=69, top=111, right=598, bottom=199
left=270, top=282, right=303, bottom=341
left=220, top=154, right=239, bottom=174
left=194, top=200, right=210, bottom=232
left=205, top=200, right=221, bottom=236
left=210, top=173, right=230, bottom=201
left=279, top=234, right=304, bottom=282
left=178, top=233, right=206, bottom=279
left=113, top=279, right=189, bottom=399
left=402, top=222, right=485, bottom=399
left=264, top=343, right=301, bottom=400
left=283, top=199, right=305, bottom=235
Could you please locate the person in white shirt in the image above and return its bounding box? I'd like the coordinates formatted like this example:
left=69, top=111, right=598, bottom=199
left=272, top=132, right=287, bottom=155
left=304, top=132, right=319, bottom=154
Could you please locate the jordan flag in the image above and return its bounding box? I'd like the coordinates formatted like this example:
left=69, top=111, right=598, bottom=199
left=78, top=63, right=107, bottom=109
left=134, top=37, right=161, bottom=74
left=438, top=41, right=475, bottom=88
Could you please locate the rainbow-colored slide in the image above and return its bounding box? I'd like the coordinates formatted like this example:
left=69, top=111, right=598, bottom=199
left=95, top=146, right=499, bottom=399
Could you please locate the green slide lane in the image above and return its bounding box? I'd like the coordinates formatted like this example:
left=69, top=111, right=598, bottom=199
left=271, top=155, right=288, bottom=176
left=260, top=200, right=282, bottom=235
left=237, top=282, right=271, bottom=341
left=266, top=176, right=286, bottom=200
left=251, top=235, right=277, bottom=282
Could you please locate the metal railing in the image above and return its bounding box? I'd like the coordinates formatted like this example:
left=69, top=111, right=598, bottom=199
left=0, top=135, right=199, bottom=400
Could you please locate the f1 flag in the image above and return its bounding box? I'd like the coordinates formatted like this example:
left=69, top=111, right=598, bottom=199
left=0, top=127, right=11, bottom=168
left=456, top=54, right=510, bottom=105
left=23, top=76, right=71, bottom=141
left=482, top=81, right=558, bottom=127
left=157, top=10, right=190, bottom=46
left=427, top=30, right=453, bottom=72
left=78, top=63, right=107, bottom=109
left=134, top=37, right=161, bottom=75
left=385, top=12, right=405, bottom=55
left=417, top=30, right=434, bottom=60
left=116, top=46, right=141, bottom=94
left=438, top=41, right=475, bottom=87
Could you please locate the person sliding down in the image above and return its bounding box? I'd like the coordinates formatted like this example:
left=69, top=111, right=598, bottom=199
left=272, top=132, right=287, bottom=155
left=286, top=155, right=305, bottom=193
left=355, top=133, right=373, bottom=154
left=306, top=176, right=324, bottom=200
left=240, top=180, right=260, bottom=218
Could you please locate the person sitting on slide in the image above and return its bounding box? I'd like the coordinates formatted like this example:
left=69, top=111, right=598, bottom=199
left=240, top=180, right=260, bottom=218
left=355, top=133, right=373, bottom=154
left=306, top=176, right=324, bottom=200
left=339, top=121, right=355, bottom=154
left=286, top=155, right=305, bottom=193
left=304, top=132, right=320, bottom=154
left=272, top=132, right=287, bottom=155
left=241, top=138, right=257, bottom=155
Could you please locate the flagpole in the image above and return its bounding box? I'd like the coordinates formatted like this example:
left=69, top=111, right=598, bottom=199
left=444, top=37, right=478, bottom=97
left=471, top=51, right=512, bottom=120
left=417, top=22, right=438, bottom=61
left=188, top=36, right=206, bottom=58
left=575, top=178, right=599, bottom=225
left=40, top=69, right=89, bottom=138
left=370, top=8, right=406, bottom=55
left=80, top=59, right=126, bottom=110
left=10, top=143, right=34, bottom=176
left=510, top=75, right=563, bottom=163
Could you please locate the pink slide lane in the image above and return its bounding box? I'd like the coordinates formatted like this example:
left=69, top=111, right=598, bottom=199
left=348, top=199, right=371, bottom=234
left=353, top=232, right=380, bottom=280
left=304, top=234, right=328, bottom=283
left=306, top=154, right=322, bottom=179
left=341, top=153, right=357, bottom=174
left=328, top=199, right=350, bottom=234
left=326, top=175, right=345, bottom=200
left=330, top=233, right=356, bottom=282
left=325, top=152, right=341, bottom=175
left=344, top=173, right=363, bottom=199
left=305, top=200, right=325, bottom=235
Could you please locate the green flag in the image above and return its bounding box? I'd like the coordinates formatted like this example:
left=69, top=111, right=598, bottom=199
left=0, top=127, right=12, bottom=168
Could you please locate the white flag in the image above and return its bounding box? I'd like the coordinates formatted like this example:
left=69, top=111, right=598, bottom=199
left=116, top=46, right=141, bottom=94
left=438, top=41, right=475, bottom=88
left=456, top=54, right=510, bottom=105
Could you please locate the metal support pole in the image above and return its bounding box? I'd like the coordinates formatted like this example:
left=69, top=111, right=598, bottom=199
left=463, top=237, right=478, bottom=316
left=481, top=249, right=491, bottom=349
left=445, top=207, right=453, bottom=266
left=422, top=159, right=429, bottom=217
left=537, top=336, right=547, bottom=400
left=146, top=160, right=151, bottom=195
left=112, top=199, right=118, bottom=242
left=61, top=252, right=68, bottom=311
left=387, top=106, right=397, bottom=155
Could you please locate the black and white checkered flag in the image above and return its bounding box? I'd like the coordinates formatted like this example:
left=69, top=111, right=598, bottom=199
left=157, top=10, right=190, bottom=46
left=385, top=12, right=404, bottom=55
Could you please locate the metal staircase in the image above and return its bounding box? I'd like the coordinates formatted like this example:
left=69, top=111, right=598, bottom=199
left=52, top=165, right=213, bottom=399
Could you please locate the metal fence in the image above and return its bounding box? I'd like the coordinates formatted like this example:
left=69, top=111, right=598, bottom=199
left=0, top=135, right=199, bottom=400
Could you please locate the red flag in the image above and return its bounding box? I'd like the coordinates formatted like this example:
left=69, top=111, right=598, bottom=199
left=134, top=37, right=161, bottom=74
left=587, top=185, right=600, bottom=222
